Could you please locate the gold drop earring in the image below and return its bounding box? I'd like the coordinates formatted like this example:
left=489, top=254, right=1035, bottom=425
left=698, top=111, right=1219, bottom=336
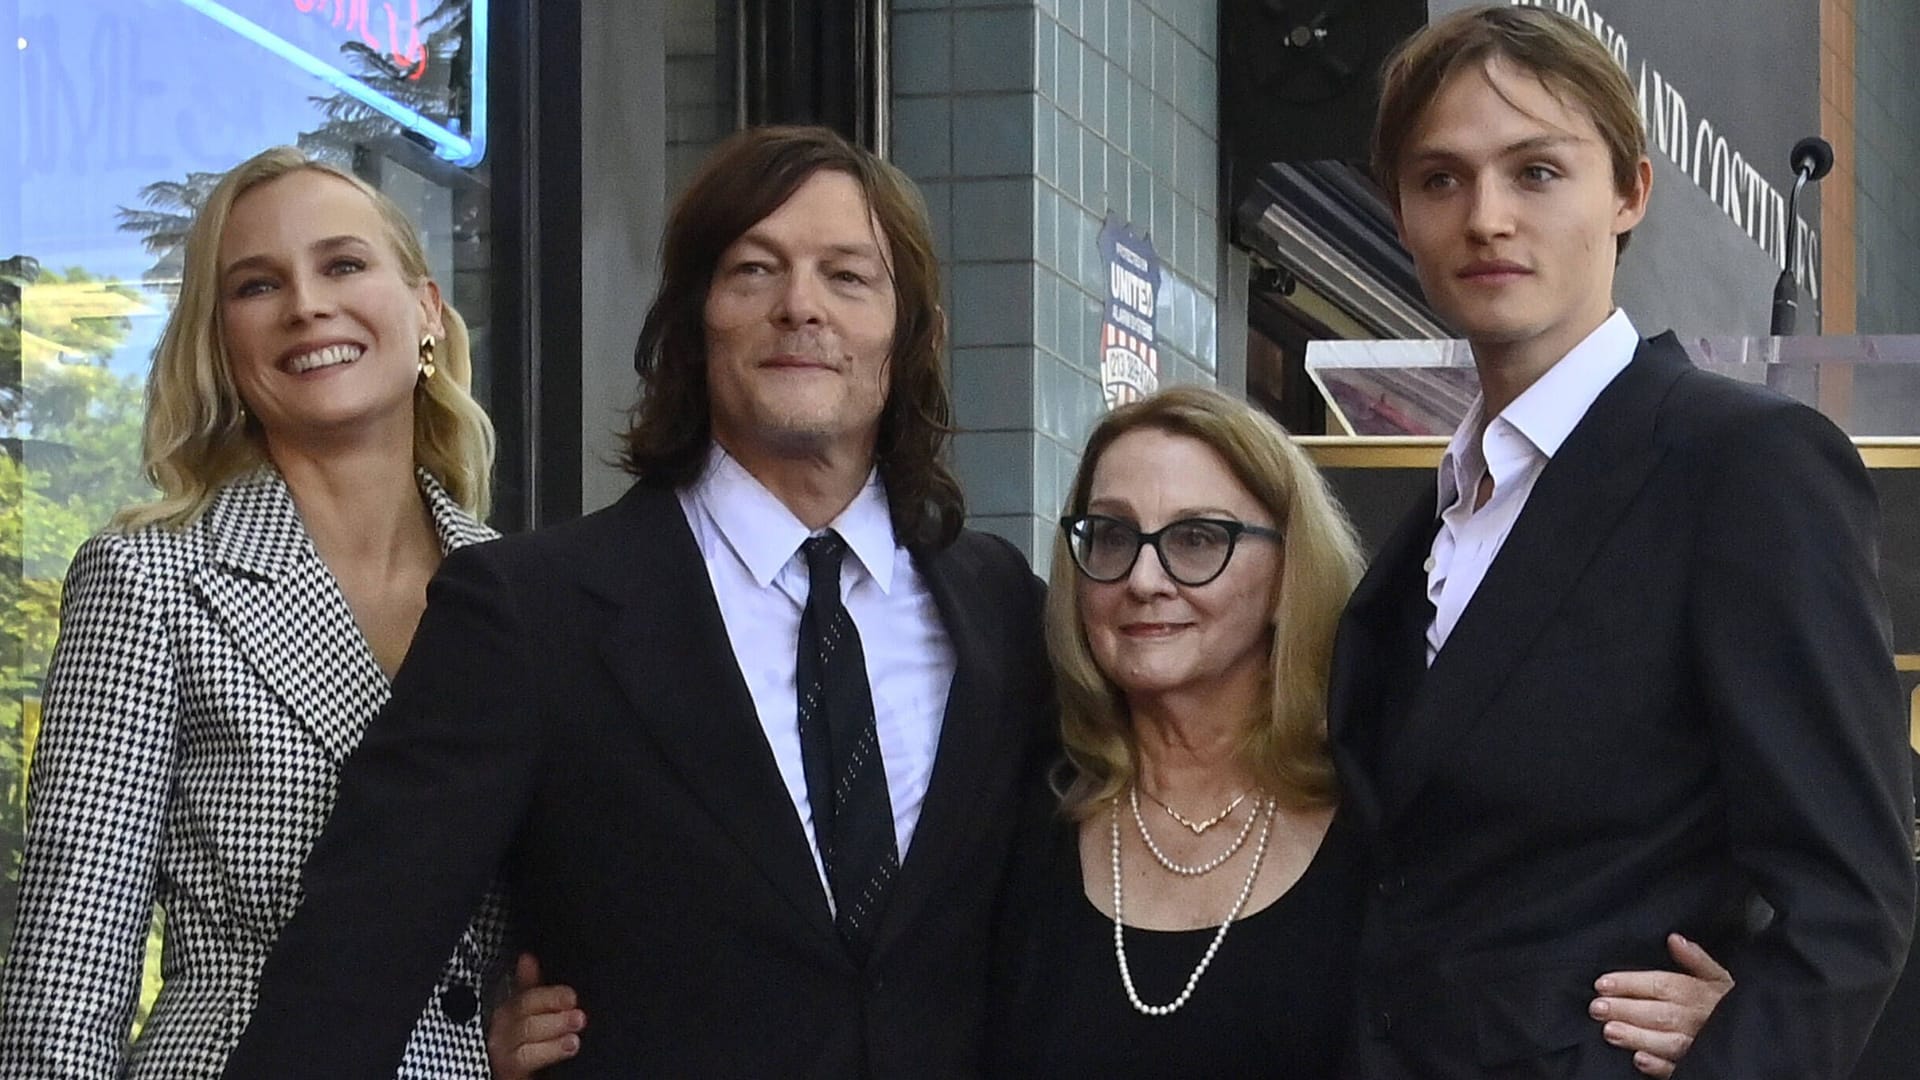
left=418, top=334, right=438, bottom=381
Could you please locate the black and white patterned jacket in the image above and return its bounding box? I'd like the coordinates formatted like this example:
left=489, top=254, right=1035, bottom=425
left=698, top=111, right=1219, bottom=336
left=0, top=469, right=507, bottom=1078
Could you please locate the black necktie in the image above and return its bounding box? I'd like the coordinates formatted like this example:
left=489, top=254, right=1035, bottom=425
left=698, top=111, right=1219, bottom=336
left=795, top=531, right=899, bottom=960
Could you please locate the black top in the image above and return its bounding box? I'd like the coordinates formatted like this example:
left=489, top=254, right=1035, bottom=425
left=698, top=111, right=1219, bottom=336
left=990, top=805, right=1366, bottom=1079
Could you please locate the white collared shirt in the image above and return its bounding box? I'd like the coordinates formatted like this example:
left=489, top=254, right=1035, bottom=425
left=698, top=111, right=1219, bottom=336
left=678, top=445, right=955, bottom=902
left=1426, top=310, right=1641, bottom=662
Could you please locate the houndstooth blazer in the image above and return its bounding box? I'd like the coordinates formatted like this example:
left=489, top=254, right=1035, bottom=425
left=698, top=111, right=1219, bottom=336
left=0, top=469, right=507, bottom=1079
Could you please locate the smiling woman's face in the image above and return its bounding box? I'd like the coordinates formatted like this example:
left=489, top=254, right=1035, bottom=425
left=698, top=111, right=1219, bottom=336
left=217, top=168, right=441, bottom=447
left=1075, top=427, right=1281, bottom=708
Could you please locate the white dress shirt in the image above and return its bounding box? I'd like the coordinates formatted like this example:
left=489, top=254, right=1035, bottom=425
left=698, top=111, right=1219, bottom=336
left=679, top=445, right=956, bottom=902
left=1426, top=310, right=1641, bottom=662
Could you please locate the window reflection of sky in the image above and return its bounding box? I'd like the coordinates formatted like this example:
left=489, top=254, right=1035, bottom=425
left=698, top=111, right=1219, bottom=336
left=6, top=1, right=410, bottom=374
left=179, top=1, right=484, bottom=164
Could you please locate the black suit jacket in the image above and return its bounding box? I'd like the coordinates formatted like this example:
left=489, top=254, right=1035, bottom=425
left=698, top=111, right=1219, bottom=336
left=223, top=482, right=1053, bottom=1079
left=1330, top=334, right=1916, bottom=1079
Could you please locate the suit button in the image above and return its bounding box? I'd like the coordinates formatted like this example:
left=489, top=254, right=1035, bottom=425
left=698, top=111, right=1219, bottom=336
left=440, top=983, right=479, bottom=1024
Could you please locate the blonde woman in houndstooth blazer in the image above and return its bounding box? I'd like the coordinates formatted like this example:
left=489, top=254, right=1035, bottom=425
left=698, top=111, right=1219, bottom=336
left=0, top=147, right=506, bottom=1078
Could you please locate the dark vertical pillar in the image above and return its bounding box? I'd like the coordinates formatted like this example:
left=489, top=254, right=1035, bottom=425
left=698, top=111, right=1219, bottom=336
left=739, top=0, right=881, bottom=148
left=490, top=0, right=583, bottom=531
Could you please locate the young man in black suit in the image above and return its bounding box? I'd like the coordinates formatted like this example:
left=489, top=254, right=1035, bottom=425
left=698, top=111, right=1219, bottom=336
left=224, top=126, right=1053, bottom=1078
left=1330, top=6, right=1915, bottom=1078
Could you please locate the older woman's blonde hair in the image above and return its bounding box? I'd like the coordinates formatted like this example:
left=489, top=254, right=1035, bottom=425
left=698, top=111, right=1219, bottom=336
left=118, top=145, right=495, bottom=529
left=1046, top=386, right=1364, bottom=820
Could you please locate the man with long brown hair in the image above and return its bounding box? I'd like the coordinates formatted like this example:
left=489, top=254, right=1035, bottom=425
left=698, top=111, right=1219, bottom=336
left=225, top=126, right=1053, bottom=1078
left=1330, top=6, right=1914, bottom=1078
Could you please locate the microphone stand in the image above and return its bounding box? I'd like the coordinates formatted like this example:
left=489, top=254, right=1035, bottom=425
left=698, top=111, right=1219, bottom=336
left=1770, top=136, right=1835, bottom=336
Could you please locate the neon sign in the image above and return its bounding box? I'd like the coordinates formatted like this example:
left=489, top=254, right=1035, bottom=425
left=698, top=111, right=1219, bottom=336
left=291, top=0, right=428, bottom=82
left=176, top=0, right=489, bottom=166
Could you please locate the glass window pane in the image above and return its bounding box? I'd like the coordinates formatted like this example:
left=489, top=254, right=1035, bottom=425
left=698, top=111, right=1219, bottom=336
left=665, top=0, right=736, bottom=194
left=0, top=0, right=489, bottom=1001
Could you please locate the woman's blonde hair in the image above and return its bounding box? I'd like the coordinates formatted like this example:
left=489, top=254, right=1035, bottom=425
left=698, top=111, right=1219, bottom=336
left=1046, top=386, right=1364, bottom=819
left=118, top=145, right=495, bottom=529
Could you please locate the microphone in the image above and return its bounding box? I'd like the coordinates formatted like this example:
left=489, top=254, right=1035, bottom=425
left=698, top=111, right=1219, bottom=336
left=1791, top=136, right=1835, bottom=182
left=1771, top=135, right=1835, bottom=335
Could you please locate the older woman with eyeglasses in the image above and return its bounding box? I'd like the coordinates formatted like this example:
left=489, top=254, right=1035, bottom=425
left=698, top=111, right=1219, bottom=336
left=988, top=385, right=1730, bottom=1079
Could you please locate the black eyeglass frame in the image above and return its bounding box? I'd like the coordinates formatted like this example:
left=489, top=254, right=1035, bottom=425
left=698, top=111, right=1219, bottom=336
left=1058, top=514, right=1285, bottom=587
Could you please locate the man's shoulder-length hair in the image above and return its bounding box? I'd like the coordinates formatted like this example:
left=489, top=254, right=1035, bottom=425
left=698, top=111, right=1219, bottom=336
left=621, top=124, right=964, bottom=550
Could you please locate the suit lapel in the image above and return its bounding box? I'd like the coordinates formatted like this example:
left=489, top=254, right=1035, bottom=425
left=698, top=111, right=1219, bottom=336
left=189, top=471, right=388, bottom=764
left=1329, top=485, right=1439, bottom=747
left=1380, top=335, right=1692, bottom=820
left=588, top=484, right=839, bottom=943
left=417, top=468, right=497, bottom=552
left=1328, top=488, right=1438, bottom=829
left=868, top=537, right=1010, bottom=959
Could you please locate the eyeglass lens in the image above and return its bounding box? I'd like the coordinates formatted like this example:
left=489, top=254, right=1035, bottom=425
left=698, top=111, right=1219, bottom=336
left=1071, top=517, right=1236, bottom=585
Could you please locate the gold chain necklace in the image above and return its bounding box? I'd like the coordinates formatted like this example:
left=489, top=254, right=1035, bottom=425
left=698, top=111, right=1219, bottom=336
left=1130, top=785, right=1259, bottom=877
left=1138, top=784, right=1249, bottom=835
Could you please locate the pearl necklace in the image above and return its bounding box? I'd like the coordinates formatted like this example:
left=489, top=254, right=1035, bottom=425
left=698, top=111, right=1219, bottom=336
left=1111, top=794, right=1277, bottom=1017
left=1130, top=785, right=1258, bottom=876
left=1141, top=785, right=1249, bottom=834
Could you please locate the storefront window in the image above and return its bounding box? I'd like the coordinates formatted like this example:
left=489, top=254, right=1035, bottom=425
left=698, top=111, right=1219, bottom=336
left=664, top=0, right=736, bottom=193
left=0, top=0, right=489, bottom=1008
